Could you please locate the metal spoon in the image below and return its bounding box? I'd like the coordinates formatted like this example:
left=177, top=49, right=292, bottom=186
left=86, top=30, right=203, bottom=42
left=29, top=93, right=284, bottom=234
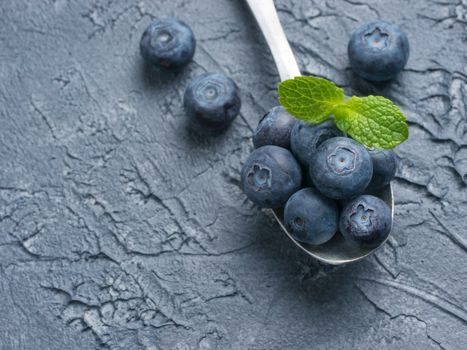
left=245, top=0, right=394, bottom=265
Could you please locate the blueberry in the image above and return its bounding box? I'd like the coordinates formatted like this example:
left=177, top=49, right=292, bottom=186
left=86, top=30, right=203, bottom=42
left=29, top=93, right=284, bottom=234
left=253, top=106, right=297, bottom=149
left=284, top=188, right=338, bottom=245
left=291, top=120, right=344, bottom=168
left=184, top=73, right=241, bottom=130
left=339, top=195, right=391, bottom=247
left=366, top=149, right=397, bottom=191
left=310, top=137, right=373, bottom=199
left=140, top=18, right=195, bottom=69
left=241, top=145, right=302, bottom=208
left=348, top=20, right=409, bottom=81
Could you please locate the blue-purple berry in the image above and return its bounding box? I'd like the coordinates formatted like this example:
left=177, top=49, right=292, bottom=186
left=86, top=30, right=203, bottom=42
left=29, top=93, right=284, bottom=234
left=348, top=20, right=409, bottom=81
left=241, top=145, right=302, bottom=208
left=184, top=73, right=241, bottom=130
left=366, top=149, right=397, bottom=191
left=310, top=137, right=373, bottom=199
left=140, top=18, right=195, bottom=69
left=284, top=188, right=338, bottom=245
left=339, top=195, right=391, bottom=247
left=253, top=106, right=297, bottom=149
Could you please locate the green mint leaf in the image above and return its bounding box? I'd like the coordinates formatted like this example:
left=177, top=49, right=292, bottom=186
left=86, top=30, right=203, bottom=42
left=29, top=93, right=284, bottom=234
left=334, top=96, right=409, bottom=149
left=278, top=76, right=345, bottom=123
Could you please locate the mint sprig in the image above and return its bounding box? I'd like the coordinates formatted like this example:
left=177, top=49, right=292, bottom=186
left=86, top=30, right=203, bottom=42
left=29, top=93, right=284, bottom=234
left=278, top=76, right=344, bottom=123
left=278, top=76, right=408, bottom=149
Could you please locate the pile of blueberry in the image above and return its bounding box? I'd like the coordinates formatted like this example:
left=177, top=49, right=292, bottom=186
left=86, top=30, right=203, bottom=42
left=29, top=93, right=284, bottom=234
left=140, top=18, right=241, bottom=131
left=241, top=19, right=410, bottom=249
left=242, top=111, right=397, bottom=247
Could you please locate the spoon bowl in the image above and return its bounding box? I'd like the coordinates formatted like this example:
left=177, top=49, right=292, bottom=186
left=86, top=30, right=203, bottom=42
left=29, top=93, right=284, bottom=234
left=245, top=0, right=394, bottom=265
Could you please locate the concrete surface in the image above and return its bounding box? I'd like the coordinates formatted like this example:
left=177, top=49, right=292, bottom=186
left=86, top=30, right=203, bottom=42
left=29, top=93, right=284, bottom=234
left=0, top=0, right=466, bottom=349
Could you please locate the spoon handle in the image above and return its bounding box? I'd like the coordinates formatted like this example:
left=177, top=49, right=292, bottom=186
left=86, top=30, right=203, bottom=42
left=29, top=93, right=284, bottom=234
left=245, top=0, right=300, bottom=81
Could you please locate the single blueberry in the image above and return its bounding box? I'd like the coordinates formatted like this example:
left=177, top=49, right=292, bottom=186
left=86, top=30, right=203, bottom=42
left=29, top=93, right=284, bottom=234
left=184, top=73, right=241, bottom=130
left=348, top=20, right=409, bottom=81
left=284, top=188, right=338, bottom=245
left=291, top=120, right=344, bottom=168
left=140, top=18, right=195, bottom=69
left=310, top=137, right=373, bottom=199
left=241, top=145, right=302, bottom=208
left=339, top=195, right=391, bottom=247
left=366, top=149, right=397, bottom=191
left=253, top=106, right=297, bottom=149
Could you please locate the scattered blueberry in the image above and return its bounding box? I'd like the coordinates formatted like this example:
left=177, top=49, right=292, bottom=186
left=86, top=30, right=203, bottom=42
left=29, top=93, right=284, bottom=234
left=253, top=106, right=297, bottom=149
left=184, top=73, right=241, bottom=130
left=366, top=149, right=397, bottom=191
left=284, top=188, right=338, bottom=245
left=241, top=145, right=302, bottom=208
left=291, top=120, right=344, bottom=168
left=348, top=20, right=409, bottom=81
left=140, top=18, right=195, bottom=69
left=310, top=137, right=373, bottom=199
left=339, top=195, right=391, bottom=247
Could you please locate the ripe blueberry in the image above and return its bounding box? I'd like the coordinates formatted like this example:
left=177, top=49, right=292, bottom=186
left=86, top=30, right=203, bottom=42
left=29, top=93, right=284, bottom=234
left=140, top=18, right=195, bottom=69
left=184, top=73, right=241, bottom=130
left=241, top=145, right=302, bottom=208
left=366, top=149, right=397, bottom=191
left=339, top=195, right=391, bottom=247
left=348, top=20, right=409, bottom=81
left=310, top=137, right=373, bottom=199
left=284, top=188, right=338, bottom=245
left=291, top=120, right=344, bottom=168
left=253, top=106, right=297, bottom=149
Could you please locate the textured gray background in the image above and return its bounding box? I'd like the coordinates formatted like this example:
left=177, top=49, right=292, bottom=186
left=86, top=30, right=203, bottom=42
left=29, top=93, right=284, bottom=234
left=0, top=0, right=466, bottom=349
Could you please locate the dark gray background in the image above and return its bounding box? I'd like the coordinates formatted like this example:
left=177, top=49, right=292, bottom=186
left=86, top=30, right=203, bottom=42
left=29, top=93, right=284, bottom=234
left=1, top=0, right=466, bottom=349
